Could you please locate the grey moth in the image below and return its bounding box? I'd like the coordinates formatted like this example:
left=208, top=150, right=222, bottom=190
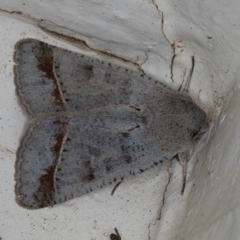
left=14, top=39, right=208, bottom=209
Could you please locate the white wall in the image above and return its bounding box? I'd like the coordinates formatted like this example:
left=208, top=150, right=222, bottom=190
left=0, top=0, right=240, bottom=239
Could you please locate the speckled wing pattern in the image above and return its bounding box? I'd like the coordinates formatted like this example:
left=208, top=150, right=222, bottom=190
left=14, top=39, right=207, bottom=209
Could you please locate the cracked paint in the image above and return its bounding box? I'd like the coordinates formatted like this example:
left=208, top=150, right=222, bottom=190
left=139, top=52, right=149, bottom=68
left=0, top=8, right=147, bottom=76
left=149, top=1, right=197, bottom=89
left=147, top=160, right=173, bottom=240
left=150, top=0, right=176, bottom=84
left=39, top=23, right=146, bottom=74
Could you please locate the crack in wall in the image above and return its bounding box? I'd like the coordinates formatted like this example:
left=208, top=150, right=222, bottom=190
left=0, top=8, right=145, bottom=75
left=150, top=1, right=176, bottom=83
left=147, top=160, right=173, bottom=240
left=139, top=52, right=149, bottom=68
left=0, top=8, right=23, bottom=15
left=170, top=44, right=177, bottom=83
left=40, top=25, right=146, bottom=75
left=150, top=2, right=197, bottom=90
left=0, top=147, right=15, bottom=155
left=157, top=160, right=173, bottom=221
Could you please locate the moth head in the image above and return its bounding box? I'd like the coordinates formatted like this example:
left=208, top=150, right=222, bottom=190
left=186, top=102, right=208, bottom=141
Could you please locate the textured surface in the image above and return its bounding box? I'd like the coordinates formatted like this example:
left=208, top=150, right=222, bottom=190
left=14, top=39, right=207, bottom=209
left=0, top=0, right=240, bottom=239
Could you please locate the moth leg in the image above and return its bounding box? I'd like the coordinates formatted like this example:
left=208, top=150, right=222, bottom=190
left=110, top=228, right=121, bottom=240
left=176, top=152, right=189, bottom=195
left=110, top=181, right=123, bottom=196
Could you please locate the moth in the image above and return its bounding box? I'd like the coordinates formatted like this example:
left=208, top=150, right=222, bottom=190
left=14, top=39, right=208, bottom=209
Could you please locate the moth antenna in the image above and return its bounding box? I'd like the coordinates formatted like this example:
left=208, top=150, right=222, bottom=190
left=178, top=56, right=195, bottom=93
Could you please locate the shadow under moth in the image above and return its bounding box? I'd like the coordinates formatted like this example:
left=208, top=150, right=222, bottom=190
left=14, top=39, right=208, bottom=209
